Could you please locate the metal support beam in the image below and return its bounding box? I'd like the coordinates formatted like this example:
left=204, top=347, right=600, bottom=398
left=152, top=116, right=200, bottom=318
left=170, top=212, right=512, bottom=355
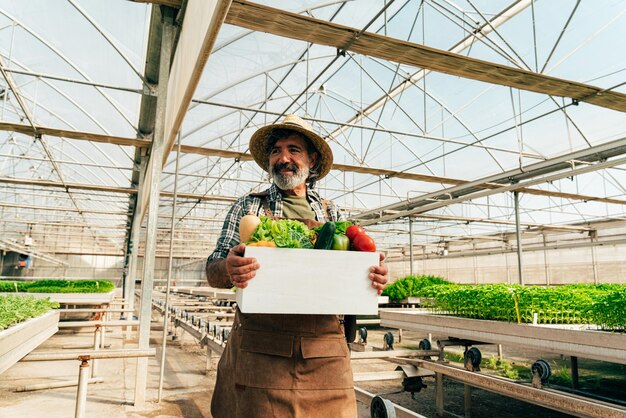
left=590, top=231, right=599, bottom=285
left=358, top=138, right=626, bottom=225
left=405, top=359, right=626, bottom=418
left=124, top=157, right=146, bottom=327
left=571, top=356, right=580, bottom=390
left=134, top=7, right=175, bottom=407
left=408, top=217, right=414, bottom=276
left=226, top=0, right=626, bottom=113
left=514, top=191, right=524, bottom=285
left=380, top=310, right=626, bottom=364
left=542, top=233, right=550, bottom=286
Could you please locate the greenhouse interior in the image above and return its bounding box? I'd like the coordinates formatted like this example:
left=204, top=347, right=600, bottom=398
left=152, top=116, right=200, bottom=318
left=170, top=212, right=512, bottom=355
left=0, top=1, right=624, bottom=417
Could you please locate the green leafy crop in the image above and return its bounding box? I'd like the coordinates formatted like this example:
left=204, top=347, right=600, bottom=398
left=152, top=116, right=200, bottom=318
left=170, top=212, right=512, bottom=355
left=0, top=294, right=59, bottom=331
left=0, top=279, right=114, bottom=294
left=382, top=275, right=450, bottom=301
left=249, top=216, right=315, bottom=248
left=383, top=275, right=625, bottom=330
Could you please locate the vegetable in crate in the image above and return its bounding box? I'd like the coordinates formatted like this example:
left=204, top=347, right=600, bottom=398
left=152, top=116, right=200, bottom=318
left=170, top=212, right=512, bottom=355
left=346, top=224, right=365, bottom=241
left=246, top=216, right=315, bottom=248
left=313, top=221, right=336, bottom=249
left=239, top=214, right=261, bottom=243
left=352, top=233, right=376, bottom=252
left=331, top=234, right=350, bottom=251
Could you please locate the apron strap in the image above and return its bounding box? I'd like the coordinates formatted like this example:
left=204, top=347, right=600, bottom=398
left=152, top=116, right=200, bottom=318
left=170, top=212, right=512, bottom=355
left=322, top=199, right=334, bottom=222
left=262, top=199, right=277, bottom=219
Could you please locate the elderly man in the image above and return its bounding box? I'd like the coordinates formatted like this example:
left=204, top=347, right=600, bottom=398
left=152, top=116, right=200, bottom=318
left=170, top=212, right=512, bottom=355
left=206, top=114, right=388, bottom=417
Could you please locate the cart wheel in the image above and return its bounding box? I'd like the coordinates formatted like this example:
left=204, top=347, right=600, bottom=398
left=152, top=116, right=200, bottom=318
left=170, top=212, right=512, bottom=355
left=344, top=315, right=357, bottom=343
left=383, top=332, right=394, bottom=350
left=371, top=395, right=396, bottom=418
left=359, top=327, right=368, bottom=344
left=418, top=338, right=431, bottom=350
left=464, top=347, right=482, bottom=371
left=532, top=359, right=551, bottom=383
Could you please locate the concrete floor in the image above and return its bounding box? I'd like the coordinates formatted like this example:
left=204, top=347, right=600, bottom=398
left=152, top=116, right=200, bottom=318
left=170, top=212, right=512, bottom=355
left=0, top=319, right=217, bottom=418
left=0, top=317, right=381, bottom=418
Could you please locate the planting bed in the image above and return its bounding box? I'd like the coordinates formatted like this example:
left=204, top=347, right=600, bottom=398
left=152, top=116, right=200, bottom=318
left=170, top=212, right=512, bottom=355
left=0, top=295, right=60, bottom=374
left=0, top=279, right=116, bottom=305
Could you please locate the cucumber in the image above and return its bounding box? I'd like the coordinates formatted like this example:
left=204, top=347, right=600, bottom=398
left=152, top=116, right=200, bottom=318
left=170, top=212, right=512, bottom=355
left=314, top=222, right=336, bottom=250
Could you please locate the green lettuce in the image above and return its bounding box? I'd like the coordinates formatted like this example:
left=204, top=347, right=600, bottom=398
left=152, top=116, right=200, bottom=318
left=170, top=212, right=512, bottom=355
left=249, top=216, right=315, bottom=248
left=312, top=221, right=353, bottom=236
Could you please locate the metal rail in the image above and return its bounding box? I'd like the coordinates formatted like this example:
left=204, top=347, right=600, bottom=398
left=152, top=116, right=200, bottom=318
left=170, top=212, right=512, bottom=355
left=380, top=310, right=626, bottom=365
left=402, top=358, right=626, bottom=418
left=21, top=348, right=155, bottom=418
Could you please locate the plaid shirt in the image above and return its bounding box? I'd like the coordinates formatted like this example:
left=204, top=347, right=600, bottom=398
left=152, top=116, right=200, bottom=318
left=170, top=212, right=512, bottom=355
left=207, top=184, right=343, bottom=262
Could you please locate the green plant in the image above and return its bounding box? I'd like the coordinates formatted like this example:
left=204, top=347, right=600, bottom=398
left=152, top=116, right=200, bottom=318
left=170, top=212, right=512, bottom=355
left=498, top=360, right=520, bottom=380
left=0, top=281, right=30, bottom=292
left=486, top=355, right=500, bottom=369
left=550, top=362, right=572, bottom=386
left=382, top=275, right=450, bottom=301
left=588, top=288, right=626, bottom=331
left=0, top=294, right=59, bottom=331
left=0, top=279, right=114, bottom=294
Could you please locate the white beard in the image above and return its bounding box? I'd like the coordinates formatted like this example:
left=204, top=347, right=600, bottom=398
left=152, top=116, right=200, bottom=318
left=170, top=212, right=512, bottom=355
left=271, top=163, right=310, bottom=190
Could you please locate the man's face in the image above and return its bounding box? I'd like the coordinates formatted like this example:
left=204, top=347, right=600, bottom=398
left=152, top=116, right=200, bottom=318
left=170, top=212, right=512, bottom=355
left=269, top=133, right=318, bottom=191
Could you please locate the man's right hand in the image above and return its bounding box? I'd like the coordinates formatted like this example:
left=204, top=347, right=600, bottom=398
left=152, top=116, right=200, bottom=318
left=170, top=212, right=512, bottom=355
left=226, top=244, right=260, bottom=288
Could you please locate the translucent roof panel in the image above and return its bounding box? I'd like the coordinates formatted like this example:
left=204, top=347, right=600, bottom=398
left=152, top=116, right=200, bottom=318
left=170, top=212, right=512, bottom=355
left=0, top=0, right=625, bottom=259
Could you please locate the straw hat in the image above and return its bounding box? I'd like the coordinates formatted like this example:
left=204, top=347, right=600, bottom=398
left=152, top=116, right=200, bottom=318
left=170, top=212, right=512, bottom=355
left=249, top=114, right=333, bottom=180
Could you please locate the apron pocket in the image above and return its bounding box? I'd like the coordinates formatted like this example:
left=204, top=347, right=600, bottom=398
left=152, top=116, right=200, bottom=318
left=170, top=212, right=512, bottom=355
left=240, top=329, right=294, bottom=357
left=297, top=337, right=354, bottom=389
left=236, top=330, right=296, bottom=389
left=301, top=337, right=348, bottom=358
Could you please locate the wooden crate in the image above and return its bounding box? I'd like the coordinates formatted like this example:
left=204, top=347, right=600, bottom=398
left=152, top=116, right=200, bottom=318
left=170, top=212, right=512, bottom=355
left=236, top=247, right=379, bottom=314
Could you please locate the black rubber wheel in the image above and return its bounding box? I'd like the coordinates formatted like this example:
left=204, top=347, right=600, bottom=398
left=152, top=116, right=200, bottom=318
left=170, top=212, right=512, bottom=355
left=464, top=347, right=482, bottom=371
left=359, top=326, right=368, bottom=343
left=418, top=338, right=431, bottom=350
left=371, top=395, right=396, bottom=418
left=383, top=331, right=394, bottom=350
left=344, top=315, right=357, bottom=343
left=532, top=359, right=551, bottom=383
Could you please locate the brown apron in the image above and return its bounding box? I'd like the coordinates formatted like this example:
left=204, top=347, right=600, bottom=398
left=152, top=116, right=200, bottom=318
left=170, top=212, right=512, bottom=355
left=210, top=199, right=356, bottom=418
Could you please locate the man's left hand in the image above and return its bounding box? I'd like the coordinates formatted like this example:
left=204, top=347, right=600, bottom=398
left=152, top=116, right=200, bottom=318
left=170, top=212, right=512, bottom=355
left=369, top=253, right=389, bottom=295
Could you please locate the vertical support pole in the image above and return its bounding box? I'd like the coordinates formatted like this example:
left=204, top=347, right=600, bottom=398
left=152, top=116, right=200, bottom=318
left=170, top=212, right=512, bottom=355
left=590, top=231, right=598, bottom=285
left=514, top=191, right=524, bottom=285
left=75, top=359, right=90, bottom=418
left=134, top=7, right=175, bottom=407
left=206, top=346, right=213, bottom=375
left=91, top=326, right=101, bottom=378
left=408, top=217, right=414, bottom=276
left=497, top=344, right=503, bottom=360
left=464, top=384, right=471, bottom=418
left=571, top=356, right=579, bottom=389
left=504, top=237, right=511, bottom=284
left=158, top=135, right=182, bottom=402
left=542, top=233, right=550, bottom=286
left=435, top=372, right=444, bottom=417
left=126, top=157, right=146, bottom=337
left=472, top=242, right=478, bottom=284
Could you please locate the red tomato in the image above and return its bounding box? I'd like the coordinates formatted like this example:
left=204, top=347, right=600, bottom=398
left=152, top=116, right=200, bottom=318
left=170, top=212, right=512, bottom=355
left=346, top=225, right=366, bottom=242
left=352, top=233, right=376, bottom=252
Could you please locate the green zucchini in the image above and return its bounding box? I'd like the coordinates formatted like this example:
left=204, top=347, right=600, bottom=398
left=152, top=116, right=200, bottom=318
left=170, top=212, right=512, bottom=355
left=314, top=222, right=336, bottom=250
